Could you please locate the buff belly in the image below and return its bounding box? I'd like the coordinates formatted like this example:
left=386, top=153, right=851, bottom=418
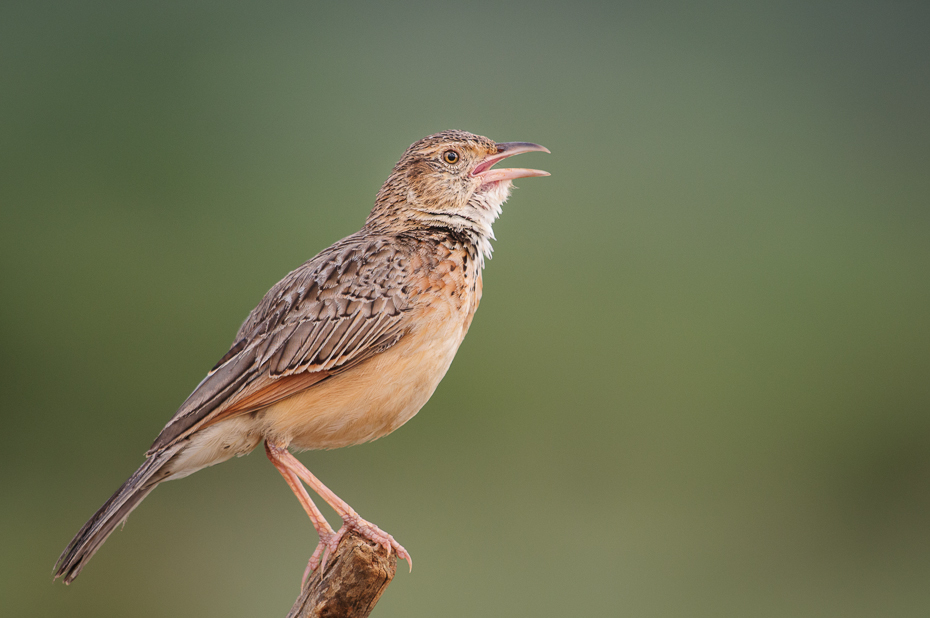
left=260, top=314, right=466, bottom=450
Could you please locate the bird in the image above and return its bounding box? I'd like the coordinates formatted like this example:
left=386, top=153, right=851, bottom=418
left=54, top=129, right=549, bottom=585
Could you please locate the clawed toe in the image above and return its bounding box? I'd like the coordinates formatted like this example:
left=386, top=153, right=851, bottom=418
left=339, top=514, right=412, bottom=572
left=302, top=536, right=332, bottom=586
left=303, top=531, right=342, bottom=586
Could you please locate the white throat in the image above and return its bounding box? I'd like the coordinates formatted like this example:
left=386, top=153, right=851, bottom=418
left=464, top=180, right=512, bottom=267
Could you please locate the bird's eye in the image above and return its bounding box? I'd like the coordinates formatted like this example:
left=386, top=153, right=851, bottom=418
left=442, top=150, right=460, bottom=164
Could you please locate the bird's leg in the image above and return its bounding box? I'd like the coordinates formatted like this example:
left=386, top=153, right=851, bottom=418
left=264, top=441, right=337, bottom=583
left=270, top=444, right=412, bottom=571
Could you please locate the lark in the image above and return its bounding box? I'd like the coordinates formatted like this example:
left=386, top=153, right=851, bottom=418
left=55, top=130, right=549, bottom=584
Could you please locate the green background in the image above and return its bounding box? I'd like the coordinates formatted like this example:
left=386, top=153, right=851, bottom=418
left=2, top=1, right=929, bottom=616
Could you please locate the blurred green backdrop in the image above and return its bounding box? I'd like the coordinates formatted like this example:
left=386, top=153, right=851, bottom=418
left=2, top=1, right=929, bottom=616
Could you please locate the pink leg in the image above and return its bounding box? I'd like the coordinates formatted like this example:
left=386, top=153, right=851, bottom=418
left=264, top=442, right=337, bottom=583
left=268, top=443, right=412, bottom=572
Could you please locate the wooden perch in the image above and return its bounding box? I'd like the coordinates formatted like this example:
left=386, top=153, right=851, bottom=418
left=286, top=532, right=397, bottom=618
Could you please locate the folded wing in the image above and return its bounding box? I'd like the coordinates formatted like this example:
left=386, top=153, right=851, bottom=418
left=147, top=234, right=413, bottom=454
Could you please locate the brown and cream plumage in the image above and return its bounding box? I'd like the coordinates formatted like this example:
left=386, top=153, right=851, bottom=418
left=54, top=130, right=549, bottom=584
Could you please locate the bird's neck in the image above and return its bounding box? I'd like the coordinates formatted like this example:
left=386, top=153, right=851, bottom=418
left=365, top=174, right=512, bottom=269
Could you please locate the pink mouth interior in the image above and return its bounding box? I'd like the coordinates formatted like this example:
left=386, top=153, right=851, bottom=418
left=471, top=156, right=549, bottom=186
left=471, top=153, right=511, bottom=177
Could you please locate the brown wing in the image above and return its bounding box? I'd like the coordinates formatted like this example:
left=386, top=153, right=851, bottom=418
left=147, top=233, right=414, bottom=454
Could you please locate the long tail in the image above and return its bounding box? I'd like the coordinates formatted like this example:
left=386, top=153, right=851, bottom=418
left=54, top=442, right=184, bottom=584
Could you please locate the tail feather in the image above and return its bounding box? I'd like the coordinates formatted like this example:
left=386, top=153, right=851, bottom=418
left=54, top=443, right=184, bottom=584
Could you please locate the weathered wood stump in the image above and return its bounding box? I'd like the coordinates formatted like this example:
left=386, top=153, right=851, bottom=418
left=286, top=532, right=397, bottom=618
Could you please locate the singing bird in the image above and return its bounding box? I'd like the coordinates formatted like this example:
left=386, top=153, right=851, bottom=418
left=54, top=130, right=549, bottom=584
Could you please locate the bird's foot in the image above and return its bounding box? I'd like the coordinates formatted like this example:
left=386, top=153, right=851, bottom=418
left=302, top=536, right=333, bottom=587
left=323, top=512, right=412, bottom=572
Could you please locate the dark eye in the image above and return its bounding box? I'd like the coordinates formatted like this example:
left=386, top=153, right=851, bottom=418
left=442, top=150, right=460, bottom=164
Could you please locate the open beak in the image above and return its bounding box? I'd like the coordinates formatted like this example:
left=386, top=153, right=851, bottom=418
left=471, top=142, right=550, bottom=185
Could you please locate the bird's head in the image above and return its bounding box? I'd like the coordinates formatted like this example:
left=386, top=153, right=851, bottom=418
left=367, top=130, right=549, bottom=259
